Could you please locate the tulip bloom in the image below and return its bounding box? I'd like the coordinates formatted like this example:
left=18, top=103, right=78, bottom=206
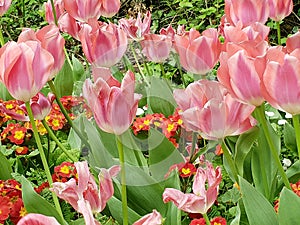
left=217, top=50, right=266, bottom=106
left=99, top=0, right=120, bottom=18
left=83, top=71, right=142, bottom=135
left=0, top=0, right=11, bottom=16
left=0, top=41, right=54, bottom=102
left=286, top=31, right=300, bottom=54
left=262, top=53, right=300, bottom=115
left=141, top=34, right=172, bottom=63
left=119, top=11, right=151, bottom=41
left=174, top=28, right=221, bottom=75
left=224, top=0, right=269, bottom=27
left=51, top=161, right=120, bottom=225
left=163, top=161, right=222, bottom=214
left=79, top=22, right=128, bottom=68
left=44, top=0, right=65, bottom=24
left=174, top=80, right=255, bottom=140
left=133, top=210, right=163, bottom=225
left=58, top=12, right=83, bottom=40
left=268, top=0, right=293, bottom=21
left=17, top=214, right=60, bottom=225
left=63, top=0, right=102, bottom=22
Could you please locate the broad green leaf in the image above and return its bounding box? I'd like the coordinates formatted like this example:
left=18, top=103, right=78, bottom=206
left=286, top=160, right=300, bottom=183
left=234, top=127, right=259, bottom=177
left=72, top=55, right=85, bottom=82
left=0, top=82, right=12, bottom=100
left=0, top=151, right=12, bottom=179
left=148, top=77, right=176, bottom=117
left=69, top=218, right=84, bottom=225
left=278, top=187, right=300, bottom=225
left=283, top=122, right=297, bottom=154
left=20, top=176, right=66, bottom=225
left=239, top=176, right=278, bottom=225
left=54, top=60, right=74, bottom=98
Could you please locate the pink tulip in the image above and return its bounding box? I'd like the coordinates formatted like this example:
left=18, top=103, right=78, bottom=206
left=217, top=50, right=266, bottom=106
left=286, top=31, right=300, bottom=54
left=17, top=213, right=60, bottom=225
left=133, top=210, right=163, bottom=225
left=63, top=0, right=102, bottom=23
left=262, top=52, right=300, bottom=115
left=18, top=25, right=65, bottom=79
left=99, top=0, right=120, bottom=18
left=44, top=0, right=65, bottom=24
left=58, top=12, right=83, bottom=40
left=51, top=161, right=120, bottom=225
left=268, top=0, right=293, bottom=21
left=79, top=22, right=128, bottom=68
left=0, top=0, right=11, bottom=16
left=119, top=11, right=151, bottom=41
left=140, top=34, right=172, bottom=63
left=163, top=161, right=222, bottom=214
left=225, top=0, right=269, bottom=27
left=92, top=66, right=120, bottom=87
left=174, top=28, right=221, bottom=75
left=0, top=41, right=54, bottom=102
left=83, top=70, right=142, bottom=135
left=174, top=80, right=256, bottom=140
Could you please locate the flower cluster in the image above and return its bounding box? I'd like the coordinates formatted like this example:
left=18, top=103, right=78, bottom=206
left=190, top=216, right=227, bottom=225
left=0, top=179, right=26, bottom=224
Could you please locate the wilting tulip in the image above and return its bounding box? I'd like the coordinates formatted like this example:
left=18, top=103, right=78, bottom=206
left=99, top=0, right=120, bottom=18
left=141, top=34, right=172, bottom=63
left=224, top=0, right=269, bottom=27
left=0, top=0, right=11, bottom=16
left=51, top=161, right=120, bottom=225
left=83, top=70, right=142, bottom=135
left=18, top=25, right=65, bottom=79
left=17, top=214, right=60, bottom=225
left=133, top=210, right=163, bottom=225
left=217, top=50, right=266, bottom=106
left=63, top=0, right=102, bottom=22
left=262, top=52, right=300, bottom=115
left=119, top=11, right=151, bottom=41
left=79, top=22, right=128, bottom=68
left=174, top=80, right=256, bottom=140
left=163, top=161, right=222, bottom=214
left=0, top=41, right=54, bottom=102
left=44, top=0, right=65, bottom=24
left=174, top=28, right=221, bottom=75
left=268, top=0, right=293, bottom=21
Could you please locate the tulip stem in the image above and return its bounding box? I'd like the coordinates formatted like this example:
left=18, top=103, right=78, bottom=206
left=256, top=105, right=291, bottom=189
left=129, top=43, right=150, bottom=86
left=160, top=63, right=166, bottom=79
left=292, top=114, right=300, bottom=160
left=173, top=53, right=187, bottom=87
left=189, top=132, right=198, bottom=162
left=221, top=140, right=239, bottom=182
left=276, top=21, right=281, bottom=45
left=0, top=26, right=5, bottom=47
left=25, top=102, right=64, bottom=220
left=42, top=120, right=77, bottom=162
left=48, top=80, right=91, bottom=151
left=49, top=0, right=58, bottom=26
left=203, top=213, right=210, bottom=225
left=22, top=0, right=26, bottom=27
left=116, top=135, right=128, bottom=225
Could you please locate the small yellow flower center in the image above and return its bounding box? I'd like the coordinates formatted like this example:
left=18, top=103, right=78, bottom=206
left=6, top=104, right=13, bottom=109
left=177, top=119, right=183, bottom=125
left=14, top=131, right=25, bottom=140
left=167, top=124, right=174, bottom=132
left=19, top=207, right=27, bottom=217
left=52, top=119, right=60, bottom=127
left=60, top=165, right=70, bottom=174
left=143, top=119, right=150, bottom=125
left=181, top=168, right=191, bottom=175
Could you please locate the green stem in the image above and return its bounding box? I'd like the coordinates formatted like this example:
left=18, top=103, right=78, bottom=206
left=221, top=140, right=239, bottom=182
left=0, top=25, right=5, bottom=47
left=50, top=0, right=58, bottom=26
left=292, top=114, right=300, bottom=159
left=25, top=102, right=64, bottom=220
left=48, top=80, right=91, bottom=150
left=116, top=135, right=128, bottom=225
left=203, top=213, right=211, bottom=225
left=42, top=120, right=77, bottom=162
left=22, top=0, right=26, bottom=27
left=276, top=21, right=281, bottom=45
left=129, top=43, right=150, bottom=86
left=189, top=132, right=198, bottom=162
left=256, top=105, right=291, bottom=189
left=173, top=53, right=187, bottom=87
left=160, top=63, right=166, bottom=79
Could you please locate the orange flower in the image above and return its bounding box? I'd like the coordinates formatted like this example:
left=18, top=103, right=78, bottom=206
left=15, top=146, right=29, bottom=155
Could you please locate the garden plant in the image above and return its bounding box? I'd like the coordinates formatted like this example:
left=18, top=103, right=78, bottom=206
left=0, top=0, right=300, bottom=225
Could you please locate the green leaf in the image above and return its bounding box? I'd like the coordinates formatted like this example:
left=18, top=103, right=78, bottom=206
left=148, top=77, right=176, bottom=117
left=0, top=151, right=12, bottom=179
left=72, top=55, right=86, bottom=82
left=286, top=160, right=300, bottom=183
left=283, top=122, right=297, bottom=154
left=54, top=60, right=74, bottom=97
left=278, top=187, right=300, bottom=225
left=20, top=176, right=66, bottom=225
left=0, top=82, right=13, bottom=100
left=179, top=1, right=193, bottom=7
left=239, top=176, right=278, bottom=225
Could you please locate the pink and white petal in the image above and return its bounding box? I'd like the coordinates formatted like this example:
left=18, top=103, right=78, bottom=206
left=17, top=213, right=60, bottom=225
